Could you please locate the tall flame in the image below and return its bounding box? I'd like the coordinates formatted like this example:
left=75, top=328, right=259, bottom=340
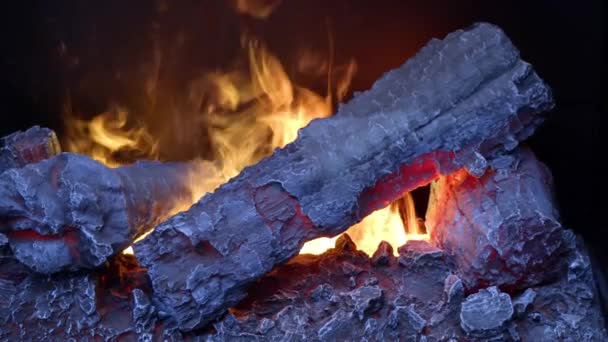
left=64, top=34, right=427, bottom=256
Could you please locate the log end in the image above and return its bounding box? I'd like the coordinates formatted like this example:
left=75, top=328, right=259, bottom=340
left=427, top=147, right=565, bottom=292
left=0, top=126, right=61, bottom=173
left=0, top=153, right=131, bottom=273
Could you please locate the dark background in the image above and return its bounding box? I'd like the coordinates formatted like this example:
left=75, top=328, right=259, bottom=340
left=1, top=0, right=606, bottom=294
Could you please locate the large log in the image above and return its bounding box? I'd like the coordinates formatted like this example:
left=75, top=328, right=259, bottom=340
left=0, top=126, right=61, bottom=173
left=0, top=153, right=210, bottom=273
left=426, top=147, right=565, bottom=292
left=134, top=23, right=554, bottom=331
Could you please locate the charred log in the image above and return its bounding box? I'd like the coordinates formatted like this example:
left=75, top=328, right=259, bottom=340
left=426, top=147, right=565, bottom=292
left=0, top=153, right=209, bottom=273
left=0, top=126, right=60, bottom=173
left=134, top=22, right=555, bottom=331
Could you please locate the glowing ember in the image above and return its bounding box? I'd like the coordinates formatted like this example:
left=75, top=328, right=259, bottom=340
left=63, top=33, right=427, bottom=256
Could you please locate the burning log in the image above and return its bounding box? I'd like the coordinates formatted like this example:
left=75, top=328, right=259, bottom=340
left=426, top=147, right=565, bottom=292
left=134, top=23, right=555, bottom=331
left=0, top=126, right=61, bottom=173
left=0, top=153, right=208, bottom=273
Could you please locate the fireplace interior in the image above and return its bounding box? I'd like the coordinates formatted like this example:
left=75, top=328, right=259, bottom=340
left=0, top=1, right=606, bottom=341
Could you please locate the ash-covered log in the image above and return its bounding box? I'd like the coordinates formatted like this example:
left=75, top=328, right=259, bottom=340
left=426, top=147, right=565, bottom=292
left=0, top=153, right=209, bottom=273
left=134, top=23, right=555, bottom=331
left=0, top=126, right=61, bottom=173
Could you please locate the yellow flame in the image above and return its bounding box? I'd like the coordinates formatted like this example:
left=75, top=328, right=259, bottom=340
left=64, top=107, right=159, bottom=167
left=300, top=192, right=427, bottom=256
left=64, top=34, right=427, bottom=256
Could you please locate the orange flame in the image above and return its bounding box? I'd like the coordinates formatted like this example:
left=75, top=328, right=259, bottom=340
left=64, top=34, right=427, bottom=256
left=64, top=107, right=159, bottom=167
left=300, top=193, right=428, bottom=256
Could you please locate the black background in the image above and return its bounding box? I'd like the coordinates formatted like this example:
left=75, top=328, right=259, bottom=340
left=1, top=0, right=606, bottom=291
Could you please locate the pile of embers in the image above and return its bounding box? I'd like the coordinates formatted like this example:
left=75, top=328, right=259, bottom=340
left=0, top=23, right=606, bottom=341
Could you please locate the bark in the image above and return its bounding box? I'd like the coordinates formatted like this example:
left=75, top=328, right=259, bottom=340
left=0, top=153, right=212, bottom=273
left=426, top=147, right=565, bottom=292
left=134, top=22, right=555, bottom=331
left=0, top=126, right=61, bottom=173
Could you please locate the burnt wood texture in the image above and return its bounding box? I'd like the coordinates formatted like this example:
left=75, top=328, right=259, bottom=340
left=134, top=23, right=554, bottom=331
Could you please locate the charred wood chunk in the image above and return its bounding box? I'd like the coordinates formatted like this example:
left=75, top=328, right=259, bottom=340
left=135, top=22, right=554, bottom=331
left=0, top=126, right=61, bottom=173
left=460, top=286, right=514, bottom=338
left=426, top=147, right=565, bottom=291
left=512, top=288, right=536, bottom=318
left=371, top=241, right=394, bottom=267
left=0, top=153, right=207, bottom=273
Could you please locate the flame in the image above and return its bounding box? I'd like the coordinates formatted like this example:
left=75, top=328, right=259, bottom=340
left=64, top=33, right=427, bottom=257
left=300, top=193, right=428, bottom=256
left=64, top=107, right=159, bottom=167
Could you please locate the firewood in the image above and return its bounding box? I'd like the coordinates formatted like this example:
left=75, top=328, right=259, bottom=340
left=134, top=23, right=554, bottom=331
left=0, top=153, right=211, bottom=273
left=426, top=147, right=565, bottom=292
left=0, top=126, right=61, bottom=173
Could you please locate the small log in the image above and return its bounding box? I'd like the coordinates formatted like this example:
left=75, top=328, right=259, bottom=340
left=0, top=153, right=211, bottom=273
left=0, top=126, right=61, bottom=173
left=134, top=23, right=554, bottom=331
left=426, top=147, right=565, bottom=292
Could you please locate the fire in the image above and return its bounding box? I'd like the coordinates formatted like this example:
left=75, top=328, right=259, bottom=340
left=64, top=107, right=159, bottom=167
left=63, top=33, right=427, bottom=257
left=299, top=193, right=428, bottom=256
